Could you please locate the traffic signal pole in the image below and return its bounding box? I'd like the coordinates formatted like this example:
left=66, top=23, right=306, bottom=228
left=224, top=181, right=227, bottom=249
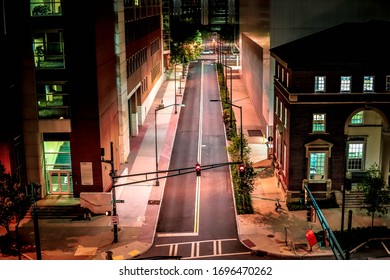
left=101, top=142, right=118, bottom=243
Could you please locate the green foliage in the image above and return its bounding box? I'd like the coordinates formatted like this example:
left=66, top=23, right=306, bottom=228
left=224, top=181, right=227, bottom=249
left=170, top=23, right=203, bottom=65
left=0, top=161, right=33, bottom=236
left=227, top=122, right=256, bottom=214
left=214, top=63, right=257, bottom=214
left=358, top=162, right=390, bottom=227
left=32, top=5, right=51, bottom=16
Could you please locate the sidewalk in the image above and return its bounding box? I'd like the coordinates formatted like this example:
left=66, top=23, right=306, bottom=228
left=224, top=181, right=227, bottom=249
left=2, top=60, right=389, bottom=261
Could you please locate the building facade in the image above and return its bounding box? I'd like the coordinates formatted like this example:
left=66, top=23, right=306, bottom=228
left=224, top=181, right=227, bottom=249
left=1, top=0, right=164, bottom=199
left=0, top=0, right=26, bottom=186
left=270, top=20, right=390, bottom=203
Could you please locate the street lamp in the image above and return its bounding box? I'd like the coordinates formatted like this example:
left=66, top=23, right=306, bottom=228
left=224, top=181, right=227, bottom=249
left=174, top=63, right=179, bottom=114
left=220, top=63, right=233, bottom=124
left=101, top=142, right=118, bottom=243
left=155, top=103, right=185, bottom=186
left=210, top=99, right=243, bottom=162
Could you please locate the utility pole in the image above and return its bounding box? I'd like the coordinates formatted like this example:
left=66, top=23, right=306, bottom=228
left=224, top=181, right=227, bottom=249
left=102, top=142, right=118, bottom=243
left=31, top=183, right=42, bottom=260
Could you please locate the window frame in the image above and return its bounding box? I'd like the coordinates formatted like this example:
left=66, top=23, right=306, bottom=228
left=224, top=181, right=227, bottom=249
left=340, top=76, right=351, bottom=92
left=308, top=152, right=327, bottom=182
left=312, top=113, right=326, bottom=133
left=314, top=76, right=326, bottom=92
left=351, top=111, right=364, bottom=125
left=363, top=76, right=374, bottom=92
left=36, top=82, right=70, bottom=119
left=30, top=1, right=62, bottom=17
left=305, top=139, right=333, bottom=183
left=386, top=75, right=390, bottom=91
left=346, top=139, right=366, bottom=172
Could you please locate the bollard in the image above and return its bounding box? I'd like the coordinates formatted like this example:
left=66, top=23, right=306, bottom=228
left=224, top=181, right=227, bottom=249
left=106, top=251, right=113, bottom=260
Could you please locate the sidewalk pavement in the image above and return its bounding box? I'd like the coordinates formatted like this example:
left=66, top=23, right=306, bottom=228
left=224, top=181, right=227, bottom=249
left=2, top=60, right=389, bottom=261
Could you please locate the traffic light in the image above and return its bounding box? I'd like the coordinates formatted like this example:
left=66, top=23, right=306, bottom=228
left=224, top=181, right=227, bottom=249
left=306, top=205, right=315, bottom=222
left=239, top=164, right=245, bottom=177
left=196, top=163, right=201, bottom=176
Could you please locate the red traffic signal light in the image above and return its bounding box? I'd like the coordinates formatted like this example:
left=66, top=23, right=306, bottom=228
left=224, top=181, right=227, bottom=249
left=196, top=163, right=201, bottom=176
left=239, top=164, right=245, bottom=177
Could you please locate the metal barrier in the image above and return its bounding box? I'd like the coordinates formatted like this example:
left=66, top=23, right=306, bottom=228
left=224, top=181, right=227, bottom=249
left=304, top=185, right=346, bottom=260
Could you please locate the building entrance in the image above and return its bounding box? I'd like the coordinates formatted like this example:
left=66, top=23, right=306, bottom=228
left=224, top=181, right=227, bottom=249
left=49, top=170, right=71, bottom=194
left=43, top=140, right=73, bottom=195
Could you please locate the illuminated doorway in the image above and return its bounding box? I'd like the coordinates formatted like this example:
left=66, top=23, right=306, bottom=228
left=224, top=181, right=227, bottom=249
left=49, top=170, right=70, bottom=194
left=44, top=141, right=73, bottom=195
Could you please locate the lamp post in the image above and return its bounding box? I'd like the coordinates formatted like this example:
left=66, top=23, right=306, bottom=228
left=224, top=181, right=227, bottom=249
left=155, top=103, right=185, bottom=186
left=221, top=63, right=233, bottom=123
left=101, top=142, right=118, bottom=243
left=216, top=41, right=223, bottom=65
left=31, top=183, right=42, bottom=259
left=211, top=99, right=243, bottom=162
left=174, top=63, right=179, bottom=114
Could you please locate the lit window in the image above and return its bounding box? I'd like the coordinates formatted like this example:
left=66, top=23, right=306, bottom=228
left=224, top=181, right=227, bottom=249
left=363, top=76, right=374, bottom=92
left=36, top=83, right=70, bottom=119
left=386, top=75, right=390, bottom=91
left=341, top=76, right=351, bottom=92
left=314, top=76, right=326, bottom=92
left=286, top=72, right=289, bottom=88
left=30, top=1, right=62, bottom=16
left=309, top=152, right=326, bottom=180
left=279, top=101, right=283, bottom=121
left=33, top=30, right=65, bottom=69
left=351, top=111, right=364, bottom=125
left=347, top=142, right=365, bottom=171
left=312, top=114, right=325, bottom=132
left=275, top=96, right=279, bottom=116
left=284, top=108, right=288, bottom=127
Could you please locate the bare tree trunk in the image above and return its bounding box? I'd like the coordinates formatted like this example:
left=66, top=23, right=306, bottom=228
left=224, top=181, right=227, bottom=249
left=371, top=212, right=375, bottom=228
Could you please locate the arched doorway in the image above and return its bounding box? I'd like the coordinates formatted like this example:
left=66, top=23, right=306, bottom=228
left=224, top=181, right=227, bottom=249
left=344, top=108, right=390, bottom=190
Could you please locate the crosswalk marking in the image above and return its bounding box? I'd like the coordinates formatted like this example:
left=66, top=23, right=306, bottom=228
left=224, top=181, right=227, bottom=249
left=155, top=238, right=250, bottom=259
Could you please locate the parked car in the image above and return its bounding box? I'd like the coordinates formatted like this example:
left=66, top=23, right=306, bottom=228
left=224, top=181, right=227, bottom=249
left=201, top=49, right=213, bottom=55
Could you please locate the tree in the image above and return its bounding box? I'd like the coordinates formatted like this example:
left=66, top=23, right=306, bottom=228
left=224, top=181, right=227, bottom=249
left=170, top=17, right=203, bottom=65
left=0, top=161, right=33, bottom=255
left=358, top=162, right=390, bottom=228
left=228, top=133, right=256, bottom=214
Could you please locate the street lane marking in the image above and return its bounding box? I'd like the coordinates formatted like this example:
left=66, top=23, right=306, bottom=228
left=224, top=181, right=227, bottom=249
left=382, top=241, right=390, bottom=254
left=156, top=232, right=198, bottom=237
left=156, top=238, right=246, bottom=259
left=193, top=62, right=205, bottom=234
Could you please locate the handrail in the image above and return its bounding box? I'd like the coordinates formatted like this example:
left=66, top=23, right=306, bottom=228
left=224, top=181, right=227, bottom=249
left=304, top=184, right=346, bottom=260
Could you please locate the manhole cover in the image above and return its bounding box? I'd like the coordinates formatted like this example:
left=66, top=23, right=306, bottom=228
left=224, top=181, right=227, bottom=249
left=267, top=234, right=275, bottom=238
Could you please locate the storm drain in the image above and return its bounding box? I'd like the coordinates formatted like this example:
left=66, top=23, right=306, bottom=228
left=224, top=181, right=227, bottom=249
left=148, top=200, right=160, bottom=205
left=247, top=130, right=263, bottom=137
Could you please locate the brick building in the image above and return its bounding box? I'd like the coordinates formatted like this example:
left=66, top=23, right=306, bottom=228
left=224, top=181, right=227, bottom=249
left=270, top=20, right=390, bottom=203
left=1, top=0, right=164, bottom=198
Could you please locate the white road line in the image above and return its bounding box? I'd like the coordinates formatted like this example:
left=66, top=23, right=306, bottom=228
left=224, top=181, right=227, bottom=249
left=181, top=251, right=252, bottom=260
left=381, top=241, right=390, bottom=254
left=193, top=62, right=204, bottom=234
left=155, top=238, right=237, bottom=247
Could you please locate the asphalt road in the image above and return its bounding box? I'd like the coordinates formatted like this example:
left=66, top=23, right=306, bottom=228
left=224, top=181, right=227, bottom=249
left=140, top=60, right=252, bottom=259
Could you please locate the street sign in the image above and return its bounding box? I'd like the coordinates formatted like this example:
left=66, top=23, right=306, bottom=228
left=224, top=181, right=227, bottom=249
left=111, top=215, right=119, bottom=225
left=115, top=200, right=125, bottom=203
